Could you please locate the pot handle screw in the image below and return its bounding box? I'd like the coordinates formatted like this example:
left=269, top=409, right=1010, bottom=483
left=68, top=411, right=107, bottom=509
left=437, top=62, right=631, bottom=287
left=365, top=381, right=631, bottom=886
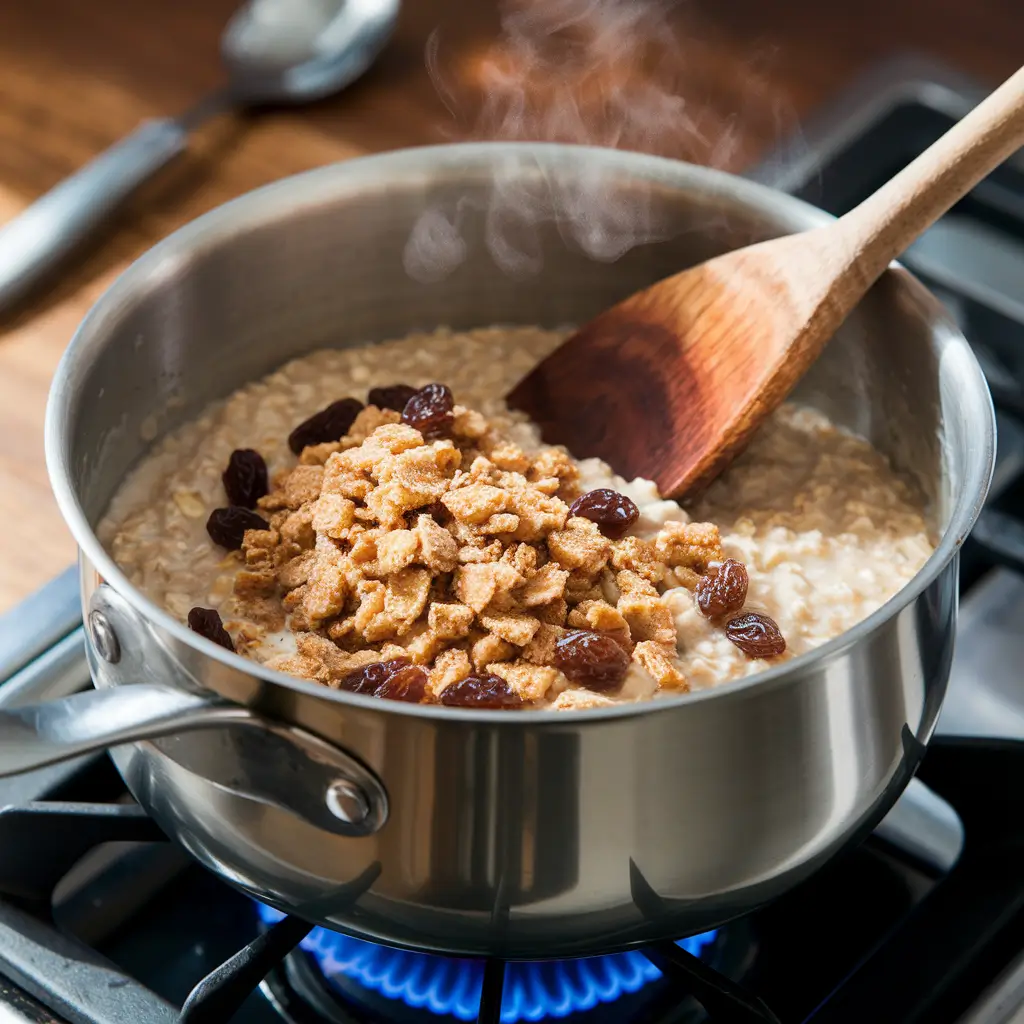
left=88, top=610, right=121, bottom=664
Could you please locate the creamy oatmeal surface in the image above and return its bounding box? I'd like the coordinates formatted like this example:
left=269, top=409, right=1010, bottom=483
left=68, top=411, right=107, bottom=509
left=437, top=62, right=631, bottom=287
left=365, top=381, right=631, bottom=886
left=99, top=326, right=934, bottom=710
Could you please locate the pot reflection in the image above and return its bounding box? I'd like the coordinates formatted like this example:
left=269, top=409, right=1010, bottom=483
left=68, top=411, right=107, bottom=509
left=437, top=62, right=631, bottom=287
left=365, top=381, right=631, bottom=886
left=426, top=723, right=580, bottom=909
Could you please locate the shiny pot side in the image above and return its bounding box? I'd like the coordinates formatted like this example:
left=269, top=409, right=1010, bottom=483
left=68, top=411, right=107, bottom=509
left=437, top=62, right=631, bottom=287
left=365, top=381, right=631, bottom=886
left=36, top=145, right=991, bottom=957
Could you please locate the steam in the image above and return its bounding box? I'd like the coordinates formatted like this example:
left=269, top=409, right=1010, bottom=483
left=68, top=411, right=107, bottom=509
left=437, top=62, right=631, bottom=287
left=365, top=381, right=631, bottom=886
left=404, top=0, right=789, bottom=281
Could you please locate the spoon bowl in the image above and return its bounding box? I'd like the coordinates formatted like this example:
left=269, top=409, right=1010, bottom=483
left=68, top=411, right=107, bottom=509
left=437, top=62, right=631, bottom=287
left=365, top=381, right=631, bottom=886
left=222, top=0, right=401, bottom=105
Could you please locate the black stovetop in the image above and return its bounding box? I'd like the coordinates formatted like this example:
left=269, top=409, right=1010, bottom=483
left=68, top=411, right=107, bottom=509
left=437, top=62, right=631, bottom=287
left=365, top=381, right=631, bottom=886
left=2, top=55, right=1024, bottom=1024
left=1, top=733, right=1022, bottom=1024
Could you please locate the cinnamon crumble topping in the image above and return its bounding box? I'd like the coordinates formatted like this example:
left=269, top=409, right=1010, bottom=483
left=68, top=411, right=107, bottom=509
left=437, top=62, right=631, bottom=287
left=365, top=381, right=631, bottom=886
left=222, top=387, right=724, bottom=707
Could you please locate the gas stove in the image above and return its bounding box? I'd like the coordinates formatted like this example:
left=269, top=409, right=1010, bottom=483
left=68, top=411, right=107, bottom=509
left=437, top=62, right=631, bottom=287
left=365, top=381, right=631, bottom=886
left=3, top=55, right=1024, bottom=1024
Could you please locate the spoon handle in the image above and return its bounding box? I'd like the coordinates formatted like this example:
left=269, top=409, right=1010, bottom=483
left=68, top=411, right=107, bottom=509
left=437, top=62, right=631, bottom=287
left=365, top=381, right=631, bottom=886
left=0, top=118, right=187, bottom=315
left=837, top=64, right=1024, bottom=274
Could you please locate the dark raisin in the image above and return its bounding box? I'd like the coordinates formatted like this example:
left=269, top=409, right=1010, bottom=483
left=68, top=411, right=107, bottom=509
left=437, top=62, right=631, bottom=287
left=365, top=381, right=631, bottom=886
left=567, top=488, right=639, bottom=540
left=726, top=612, right=787, bottom=659
left=696, top=558, right=749, bottom=619
left=206, top=507, right=269, bottom=549
left=222, top=448, right=268, bottom=509
left=288, top=398, right=364, bottom=454
left=401, top=383, right=455, bottom=439
left=368, top=384, right=419, bottom=412
left=338, top=659, right=410, bottom=695
left=187, top=607, right=234, bottom=651
left=374, top=664, right=428, bottom=703
left=337, top=658, right=428, bottom=702
left=553, top=629, right=630, bottom=692
left=440, top=673, right=525, bottom=709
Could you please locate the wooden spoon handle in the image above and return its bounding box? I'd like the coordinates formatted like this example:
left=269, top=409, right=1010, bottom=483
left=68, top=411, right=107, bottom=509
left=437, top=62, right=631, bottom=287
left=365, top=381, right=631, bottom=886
left=837, top=64, right=1024, bottom=277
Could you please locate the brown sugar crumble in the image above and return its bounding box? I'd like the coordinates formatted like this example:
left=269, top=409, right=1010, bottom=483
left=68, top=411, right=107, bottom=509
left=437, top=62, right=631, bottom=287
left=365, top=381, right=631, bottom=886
left=189, top=383, right=776, bottom=708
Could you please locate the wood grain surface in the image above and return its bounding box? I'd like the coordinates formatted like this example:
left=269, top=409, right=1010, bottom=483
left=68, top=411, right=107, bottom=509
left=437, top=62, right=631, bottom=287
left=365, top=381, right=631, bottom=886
left=0, top=0, right=1021, bottom=612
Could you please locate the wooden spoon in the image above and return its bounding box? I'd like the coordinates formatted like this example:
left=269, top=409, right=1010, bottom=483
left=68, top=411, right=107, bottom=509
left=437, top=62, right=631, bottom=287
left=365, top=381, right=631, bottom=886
left=508, top=65, right=1024, bottom=498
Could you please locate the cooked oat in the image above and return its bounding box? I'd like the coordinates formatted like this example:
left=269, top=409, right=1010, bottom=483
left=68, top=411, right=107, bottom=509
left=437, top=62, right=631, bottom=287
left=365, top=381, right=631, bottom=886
left=98, top=326, right=935, bottom=708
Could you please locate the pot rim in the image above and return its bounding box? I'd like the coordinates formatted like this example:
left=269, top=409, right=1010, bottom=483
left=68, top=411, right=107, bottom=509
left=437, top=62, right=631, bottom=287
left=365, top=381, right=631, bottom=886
left=45, top=141, right=996, bottom=724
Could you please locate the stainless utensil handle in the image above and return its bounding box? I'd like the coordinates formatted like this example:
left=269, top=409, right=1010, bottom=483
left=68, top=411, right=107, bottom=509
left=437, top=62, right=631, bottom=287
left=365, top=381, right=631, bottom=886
left=0, top=684, right=242, bottom=776
left=0, top=119, right=187, bottom=311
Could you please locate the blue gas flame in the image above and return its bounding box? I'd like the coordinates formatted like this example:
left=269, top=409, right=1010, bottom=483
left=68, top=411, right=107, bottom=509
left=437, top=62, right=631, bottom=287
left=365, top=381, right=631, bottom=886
left=257, top=903, right=717, bottom=1021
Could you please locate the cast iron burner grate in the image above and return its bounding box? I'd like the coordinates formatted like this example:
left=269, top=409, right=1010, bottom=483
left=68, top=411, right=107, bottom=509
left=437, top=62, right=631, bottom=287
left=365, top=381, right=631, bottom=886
left=1, top=740, right=1024, bottom=1023
left=253, top=904, right=755, bottom=1023
left=0, top=797, right=778, bottom=1024
left=261, top=925, right=756, bottom=1024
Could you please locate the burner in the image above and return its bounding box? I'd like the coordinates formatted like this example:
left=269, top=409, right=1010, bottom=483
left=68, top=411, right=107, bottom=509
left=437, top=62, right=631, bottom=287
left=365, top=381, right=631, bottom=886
left=257, top=904, right=718, bottom=1021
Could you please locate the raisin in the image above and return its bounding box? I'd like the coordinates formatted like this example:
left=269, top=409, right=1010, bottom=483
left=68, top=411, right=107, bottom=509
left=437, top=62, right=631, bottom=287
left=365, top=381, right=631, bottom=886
left=339, top=659, right=411, bottom=695
left=374, top=664, right=428, bottom=703
left=187, top=607, right=234, bottom=652
left=368, top=384, right=419, bottom=412
left=288, top=398, right=364, bottom=454
left=726, top=612, right=787, bottom=659
left=206, top=507, right=269, bottom=549
left=567, top=489, right=639, bottom=540
left=696, top=558, right=749, bottom=619
left=338, top=659, right=426, bottom=702
left=222, top=448, right=268, bottom=509
left=553, top=629, right=630, bottom=692
left=401, top=383, right=455, bottom=439
left=440, top=673, right=525, bottom=709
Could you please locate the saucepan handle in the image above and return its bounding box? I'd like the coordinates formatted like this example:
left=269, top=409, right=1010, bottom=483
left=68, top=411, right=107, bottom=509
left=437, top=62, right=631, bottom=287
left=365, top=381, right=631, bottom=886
left=0, top=681, right=388, bottom=838
left=0, top=683, right=247, bottom=776
left=0, top=681, right=388, bottom=839
left=67, top=581, right=389, bottom=837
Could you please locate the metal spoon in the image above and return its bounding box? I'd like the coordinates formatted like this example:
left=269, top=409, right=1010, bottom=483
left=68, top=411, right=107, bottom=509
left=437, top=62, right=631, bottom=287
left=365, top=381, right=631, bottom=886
left=0, top=0, right=400, bottom=314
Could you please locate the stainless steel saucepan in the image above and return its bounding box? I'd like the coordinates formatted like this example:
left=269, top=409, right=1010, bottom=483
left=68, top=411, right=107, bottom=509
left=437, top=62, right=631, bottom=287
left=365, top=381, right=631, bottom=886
left=0, top=144, right=994, bottom=958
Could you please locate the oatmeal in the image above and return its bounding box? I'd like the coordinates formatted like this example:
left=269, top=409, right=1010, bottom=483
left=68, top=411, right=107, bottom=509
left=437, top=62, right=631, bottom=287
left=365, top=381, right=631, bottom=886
left=99, top=326, right=935, bottom=709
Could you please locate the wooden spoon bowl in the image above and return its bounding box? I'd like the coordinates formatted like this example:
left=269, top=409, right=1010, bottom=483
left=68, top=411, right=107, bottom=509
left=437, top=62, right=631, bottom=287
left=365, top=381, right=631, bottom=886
left=509, top=65, right=1024, bottom=498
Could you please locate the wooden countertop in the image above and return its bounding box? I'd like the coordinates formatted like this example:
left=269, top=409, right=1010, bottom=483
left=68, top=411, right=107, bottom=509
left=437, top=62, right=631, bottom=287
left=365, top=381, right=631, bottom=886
left=1, top=0, right=1021, bottom=613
